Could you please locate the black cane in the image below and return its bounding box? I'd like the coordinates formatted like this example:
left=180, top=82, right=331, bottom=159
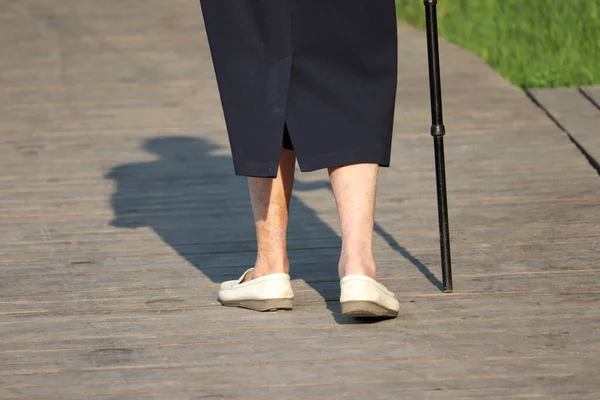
left=423, top=0, right=453, bottom=292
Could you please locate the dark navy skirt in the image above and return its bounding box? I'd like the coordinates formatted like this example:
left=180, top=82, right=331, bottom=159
left=200, top=0, right=398, bottom=177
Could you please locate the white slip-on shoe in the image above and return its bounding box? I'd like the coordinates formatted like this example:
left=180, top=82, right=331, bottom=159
left=217, top=268, right=294, bottom=312
left=340, top=275, right=400, bottom=318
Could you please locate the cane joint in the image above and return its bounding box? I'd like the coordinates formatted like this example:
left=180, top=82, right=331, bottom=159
left=431, top=124, right=446, bottom=137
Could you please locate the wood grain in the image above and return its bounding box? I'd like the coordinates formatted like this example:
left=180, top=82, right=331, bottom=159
left=1, top=1, right=599, bottom=399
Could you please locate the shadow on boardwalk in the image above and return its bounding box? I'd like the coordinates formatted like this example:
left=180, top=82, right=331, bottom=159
left=105, top=136, right=442, bottom=321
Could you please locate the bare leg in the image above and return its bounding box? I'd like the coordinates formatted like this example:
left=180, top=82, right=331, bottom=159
left=247, top=148, right=295, bottom=280
left=328, top=163, right=379, bottom=280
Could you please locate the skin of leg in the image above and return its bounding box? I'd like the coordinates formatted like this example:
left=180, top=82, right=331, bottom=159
left=328, top=163, right=379, bottom=280
left=246, top=148, right=296, bottom=280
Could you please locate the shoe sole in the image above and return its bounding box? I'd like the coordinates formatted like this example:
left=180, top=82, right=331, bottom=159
left=341, top=301, right=398, bottom=318
left=218, top=298, right=293, bottom=312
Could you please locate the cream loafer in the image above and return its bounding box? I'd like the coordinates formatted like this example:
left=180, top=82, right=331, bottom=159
left=218, top=268, right=294, bottom=311
left=340, top=275, right=400, bottom=318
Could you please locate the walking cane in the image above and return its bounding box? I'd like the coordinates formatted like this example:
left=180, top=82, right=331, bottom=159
left=423, top=0, right=453, bottom=292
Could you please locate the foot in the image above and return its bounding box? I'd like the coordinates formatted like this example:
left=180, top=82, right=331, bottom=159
left=218, top=268, right=294, bottom=312
left=340, top=275, right=399, bottom=318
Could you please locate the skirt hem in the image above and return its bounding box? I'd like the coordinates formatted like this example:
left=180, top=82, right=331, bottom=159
left=233, top=146, right=391, bottom=178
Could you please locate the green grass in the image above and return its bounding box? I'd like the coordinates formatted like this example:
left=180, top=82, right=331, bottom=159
left=395, top=0, right=600, bottom=88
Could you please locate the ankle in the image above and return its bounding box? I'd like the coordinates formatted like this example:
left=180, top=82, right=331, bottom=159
left=338, top=253, right=377, bottom=280
left=253, top=256, right=289, bottom=278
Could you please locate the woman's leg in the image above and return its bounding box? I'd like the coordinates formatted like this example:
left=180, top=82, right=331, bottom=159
left=328, top=163, right=379, bottom=280
left=247, top=148, right=296, bottom=279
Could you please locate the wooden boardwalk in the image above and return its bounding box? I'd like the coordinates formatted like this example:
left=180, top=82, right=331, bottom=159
left=1, top=1, right=600, bottom=399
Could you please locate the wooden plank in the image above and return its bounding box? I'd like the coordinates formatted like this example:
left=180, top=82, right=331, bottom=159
left=1, top=271, right=600, bottom=316
left=2, top=305, right=599, bottom=357
left=4, top=327, right=598, bottom=372
left=1, top=355, right=599, bottom=398
left=3, top=292, right=599, bottom=351
left=529, top=87, right=600, bottom=167
left=2, top=374, right=598, bottom=400
left=2, top=309, right=599, bottom=354
left=581, top=86, right=600, bottom=108
left=1, top=242, right=597, bottom=288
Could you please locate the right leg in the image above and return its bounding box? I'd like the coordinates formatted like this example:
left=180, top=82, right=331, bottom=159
left=328, top=163, right=378, bottom=280
left=328, top=163, right=400, bottom=318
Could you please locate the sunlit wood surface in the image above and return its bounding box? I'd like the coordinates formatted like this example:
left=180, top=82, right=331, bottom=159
left=1, top=1, right=599, bottom=398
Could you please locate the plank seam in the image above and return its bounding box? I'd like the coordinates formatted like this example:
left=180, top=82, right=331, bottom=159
left=579, top=87, right=600, bottom=111
left=527, top=90, right=600, bottom=176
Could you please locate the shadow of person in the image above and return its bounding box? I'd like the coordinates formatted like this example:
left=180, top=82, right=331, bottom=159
left=106, top=136, right=441, bottom=324
left=106, top=136, right=340, bottom=312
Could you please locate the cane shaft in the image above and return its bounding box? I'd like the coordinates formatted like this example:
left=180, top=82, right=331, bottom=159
left=424, top=0, right=453, bottom=292
left=434, top=136, right=453, bottom=292
left=424, top=1, right=444, bottom=133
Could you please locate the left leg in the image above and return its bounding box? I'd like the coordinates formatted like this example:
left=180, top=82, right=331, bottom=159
left=217, top=148, right=296, bottom=311
left=248, top=148, right=296, bottom=279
